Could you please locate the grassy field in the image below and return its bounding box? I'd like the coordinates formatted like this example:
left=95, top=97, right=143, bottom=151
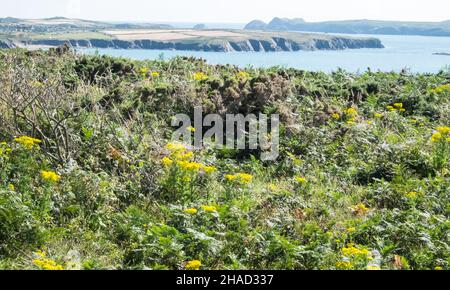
left=102, top=29, right=375, bottom=42
left=0, top=48, right=449, bottom=270
left=2, top=31, right=114, bottom=41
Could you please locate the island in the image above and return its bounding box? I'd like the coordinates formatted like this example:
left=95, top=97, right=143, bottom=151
left=245, top=17, right=450, bottom=37
left=0, top=17, right=384, bottom=52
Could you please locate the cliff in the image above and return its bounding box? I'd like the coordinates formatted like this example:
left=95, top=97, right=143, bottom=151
left=0, top=39, right=15, bottom=48
left=18, top=35, right=383, bottom=52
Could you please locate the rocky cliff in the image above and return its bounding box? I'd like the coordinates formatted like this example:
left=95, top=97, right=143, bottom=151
left=18, top=36, right=383, bottom=52
left=0, top=39, right=15, bottom=48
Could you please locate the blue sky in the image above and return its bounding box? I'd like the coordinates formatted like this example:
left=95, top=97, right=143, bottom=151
left=2, top=0, right=450, bottom=23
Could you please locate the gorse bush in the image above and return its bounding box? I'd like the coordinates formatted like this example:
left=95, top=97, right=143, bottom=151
left=0, top=48, right=449, bottom=270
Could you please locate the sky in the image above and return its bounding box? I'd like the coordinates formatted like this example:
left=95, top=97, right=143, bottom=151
left=2, top=0, right=450, bottom=23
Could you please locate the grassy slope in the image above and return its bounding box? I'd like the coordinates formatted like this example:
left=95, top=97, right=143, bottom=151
left=0, top=49, right=449, bottom=270
left=3, top=31, right=114, bottom=41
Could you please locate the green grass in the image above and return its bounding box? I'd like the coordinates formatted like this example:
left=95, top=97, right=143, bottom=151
left=4, top=31, right=114, bottom=41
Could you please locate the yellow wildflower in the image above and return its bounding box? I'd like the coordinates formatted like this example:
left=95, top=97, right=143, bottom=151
left=342, top=244, right=371, bottom=257
left=33, top=251, right=64, bottom=270
left=225, top=173, right=253, bottom=184
left=193, top=72, right=208, bottom=81
left=41, top=171, right=61, bottom=183
left=14, top=136, right=41, bottom=149
left=374, top=113, right=383, bottom=118
left=346, top=108, right=358, bottom=116
left=225, top=174, right=236, bottom=182
left=237, top=71, right=250, bottom=79
left=431, top=132, right=443, bottom=142
left=36, top=250, right=46, bottom=257
left=33, top=258, right=64, bottom=270
left=435, top=266, right=443, bottom=270
left=331, top=113, right=340, bottom=120
left=202, top=166, right=217, bottom=174
left=386, top=105, right=395, bottom=111
left=351, top=203, right=369, bottom=216
left=347, top=227, right=356, bottom=233
left=151, top=71, right=160, bottom=78
left=0, top=142, right=11, bottom=156
left=295, top=176, right=307, bottom=184
left=162, top=157, right=173, bottom=167
left=367, top=121, right=373, bottom=125
left=139, top=67, right=149, bottom=75
left=236, top=173, right=253, bottom=183
left=185, top=260, right=202, bottom=270
left=394, top=103, right=403, bottom=109
left=175, top=151, right=194, bottom=160
left=166, top=142, right=187, bottom=153
left=367, top=265, right=381, bottom=270
left=177, top=160, right=188, bottom=167
left=346, top=118, right=356, bottom=125
left=436, top=126, right=450, bottom=134
left=201, top=205, right=217, bottom=213
left=184, top=208, right=198, bottom=215
left=431, top=84, right=450, bottom=94
left=8, top=184, right=15, bottom=191
left=405, top=191, right=418, bottom=199
left=447, top=137, right=450, bottom=142
left=182, top=162, right=203, bottom=172
left=336, top=261, right=353, bottom=270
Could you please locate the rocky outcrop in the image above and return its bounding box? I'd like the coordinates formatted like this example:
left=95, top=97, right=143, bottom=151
left=193, top=24, right=207, bottom=30
left=21, top=36, right=383, bottom=52
left=244, top=20, right=268, bottom=30
left=0, top=39, right=15, bottom=48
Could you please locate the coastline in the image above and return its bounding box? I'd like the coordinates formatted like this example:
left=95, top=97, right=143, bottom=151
left=1, top=29, right=384, bottom=52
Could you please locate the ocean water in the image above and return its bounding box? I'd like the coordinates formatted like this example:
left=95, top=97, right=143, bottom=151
left=80, top=34, right=450, bottom=73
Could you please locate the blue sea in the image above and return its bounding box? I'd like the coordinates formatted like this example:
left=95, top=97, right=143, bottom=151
left=80, top=34, right=450, bottom=73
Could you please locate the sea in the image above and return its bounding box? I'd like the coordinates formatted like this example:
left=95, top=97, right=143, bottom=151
left=79, top=23, right=450, bottom=73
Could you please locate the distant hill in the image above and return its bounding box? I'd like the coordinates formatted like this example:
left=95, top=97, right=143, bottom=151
left=193, top=24, right=207, bottom=30
left=0, top=17, right=173, bottom=33
left=245, top=20, right=267, bottom=31
left=245, top=17, right=450, bottom=37
left=0, top=17, right=21, bottom=23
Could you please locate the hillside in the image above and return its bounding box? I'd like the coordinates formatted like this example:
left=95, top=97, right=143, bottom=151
left=0, top=48, right=449, bottom=270
left=245, top=17, right=450, bottom=37
left=0, top=16, right=172, bottom=32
